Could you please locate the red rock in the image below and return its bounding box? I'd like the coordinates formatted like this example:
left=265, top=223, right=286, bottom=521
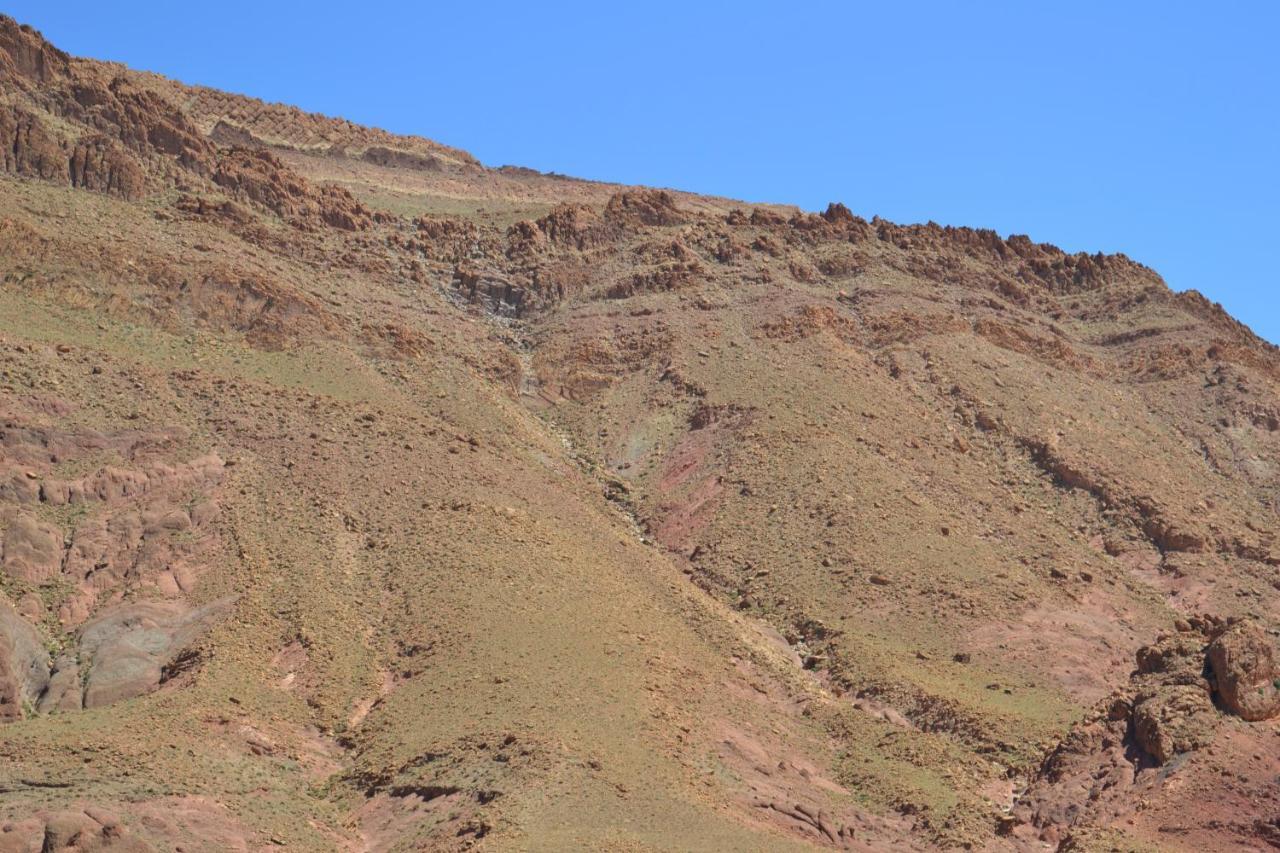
left=1207, top=621, right=1280, bottom=721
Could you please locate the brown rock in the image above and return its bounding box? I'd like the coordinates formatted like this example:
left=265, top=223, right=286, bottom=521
left=1207, top=621, right=1280, bottom=721
left=0, top=104, right=66, bottom=182
left=1135, top=633, right=1207, bottom=684
left=69, top=135, right=145, bottom=199
left=213, top=146, right=370, bottom=230
left=69, top=598, right=230, bottom=710
left=4, top=807, right=149, bottom=852
left=604, top=189, right=687, bottom=227
left=1131, top=683, right=1216, bottom=764
left=0, top=15, right=71, bottom=83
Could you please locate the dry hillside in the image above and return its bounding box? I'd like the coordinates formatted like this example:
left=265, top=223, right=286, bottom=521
left=0, top=16, right=1277, bottom=853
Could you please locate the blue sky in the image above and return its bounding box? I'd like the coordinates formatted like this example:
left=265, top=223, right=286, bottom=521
left=10, top=2, right=1277, bottom=343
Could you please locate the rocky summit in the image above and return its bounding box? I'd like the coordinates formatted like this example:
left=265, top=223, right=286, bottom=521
left=0, top=15, right=1277, bottom=853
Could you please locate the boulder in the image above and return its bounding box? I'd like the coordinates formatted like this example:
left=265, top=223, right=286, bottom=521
left=1131, top=683, right=1216, bottom=764
left=0, top=602, right=49, bottom=720
left=1207, top=621, right=1280, bottom=721
left=73, top=599, right=229, bottom=709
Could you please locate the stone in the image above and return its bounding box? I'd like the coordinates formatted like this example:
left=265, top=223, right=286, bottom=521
left=2, top=513, right=62, bottom=583
left=1131, top=683, right=1216, bottom=764
left=57, top=598, right=230, bottom=710
left=1207, top=621, right=1280, bottom=721
left=0, top=602, right=49, bottom=720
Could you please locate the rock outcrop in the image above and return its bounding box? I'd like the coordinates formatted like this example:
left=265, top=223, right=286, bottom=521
left=1014, top=617, right=1280, bottom=844
left=0, top=421, right=230, bottom=720
left=68, top=135, right=144, bottom=199
left=0, top=806, right=148, bottom=852
left=213, top=145, right=371, bottom=230
left=1207, top=621, right=1280, bottom=721
left=0, top=602, right=48, bottom=721
left=0, top=105, right=66, bottom=182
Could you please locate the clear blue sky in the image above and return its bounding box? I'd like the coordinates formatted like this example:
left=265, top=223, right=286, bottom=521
left=10, top=2, right=1277, bottom=343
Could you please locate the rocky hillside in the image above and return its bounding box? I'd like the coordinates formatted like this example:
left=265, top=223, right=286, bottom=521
left=0, top=15, right=1277, bottom=852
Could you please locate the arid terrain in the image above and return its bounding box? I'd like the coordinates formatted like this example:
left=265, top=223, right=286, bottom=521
left=0, top=15, right=1277, bottom=852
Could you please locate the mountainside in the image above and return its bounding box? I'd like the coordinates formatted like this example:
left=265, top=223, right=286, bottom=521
left=0, top=16, right=1277, bottom=852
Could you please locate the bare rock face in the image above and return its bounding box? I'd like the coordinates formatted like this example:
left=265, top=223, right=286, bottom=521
left=0, top=602, right=48, bottom=721
left=1, top=511, right=62, bottom=583
left=213, top=146, right=371, bottom=230
left=37, top=652, right=82, bottom=713
left=0, top=100, right=142, bottom=201
left=0, top=420, right=231, bottom=720
left=0, top=16, right=70, bottom=84
left=0, top=105, right=66, bottom=183
left=69, top=135, right=145, bottom=200
left=73, top=600, right=227, bottom=709
left=0, top=806, right=150, bottom=852
left=1207, top=622, right=1280, bottom=721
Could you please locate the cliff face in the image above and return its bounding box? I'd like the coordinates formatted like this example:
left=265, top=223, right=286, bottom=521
left=0, top=15, right=1276, bottom=852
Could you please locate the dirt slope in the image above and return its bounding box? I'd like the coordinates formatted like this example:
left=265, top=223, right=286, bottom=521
left=0, top=16, right=1276, bottom=853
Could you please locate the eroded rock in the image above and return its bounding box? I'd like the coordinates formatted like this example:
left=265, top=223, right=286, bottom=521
left=73, top=599, right=230, bottom=709
left=1, top=512, right=62, bottom=583
left=1131, top=683, right=1216, bottom=764
left=0, top=602, right=48, bottom=720
left=0, top=806, right=148, bottom=852
left=1207, top=621, right=1280, bottom=721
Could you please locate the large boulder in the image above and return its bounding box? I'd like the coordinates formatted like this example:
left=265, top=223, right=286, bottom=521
left=1207, top=621, right=1280, bottom=721
left=0, top=602, right=49, bottom=720
left=73, top=599, right=229, bottom=709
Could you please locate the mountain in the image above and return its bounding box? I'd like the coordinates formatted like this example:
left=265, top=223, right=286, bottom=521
left=0, top=15, right=1276, bottom=852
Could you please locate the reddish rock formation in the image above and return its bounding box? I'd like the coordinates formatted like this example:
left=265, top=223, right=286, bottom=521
left=68, top=135, right=144, bottom=199
left=1207, top=621, right=1280, bottom=721
left=213, top=146, right=370, bottom=230
left=0, top=602, right=48, bottom=721
left=0, top=105, right=66, bottom=182
left=604, top=188, right=687, bottom=227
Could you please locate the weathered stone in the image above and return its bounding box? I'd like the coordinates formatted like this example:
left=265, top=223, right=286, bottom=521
left=1131, top=683, right=1216, bottom=764
left=0, top=602, right=49, bottom=720
left=74, top=599, right=229, bottom=709
left=2, top=513, right=62, bottom=583
left=1207, top=621, right=1280, bottom=721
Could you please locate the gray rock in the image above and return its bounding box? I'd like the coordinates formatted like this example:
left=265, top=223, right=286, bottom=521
left=36, top=653, right=82, bottom=713
left=0, top=601, right=50, bottom=720
left=74, top=598, right=230, bottom=709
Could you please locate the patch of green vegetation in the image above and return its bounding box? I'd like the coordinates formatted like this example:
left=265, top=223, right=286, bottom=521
left=0, top=290, right=383, bottom=402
